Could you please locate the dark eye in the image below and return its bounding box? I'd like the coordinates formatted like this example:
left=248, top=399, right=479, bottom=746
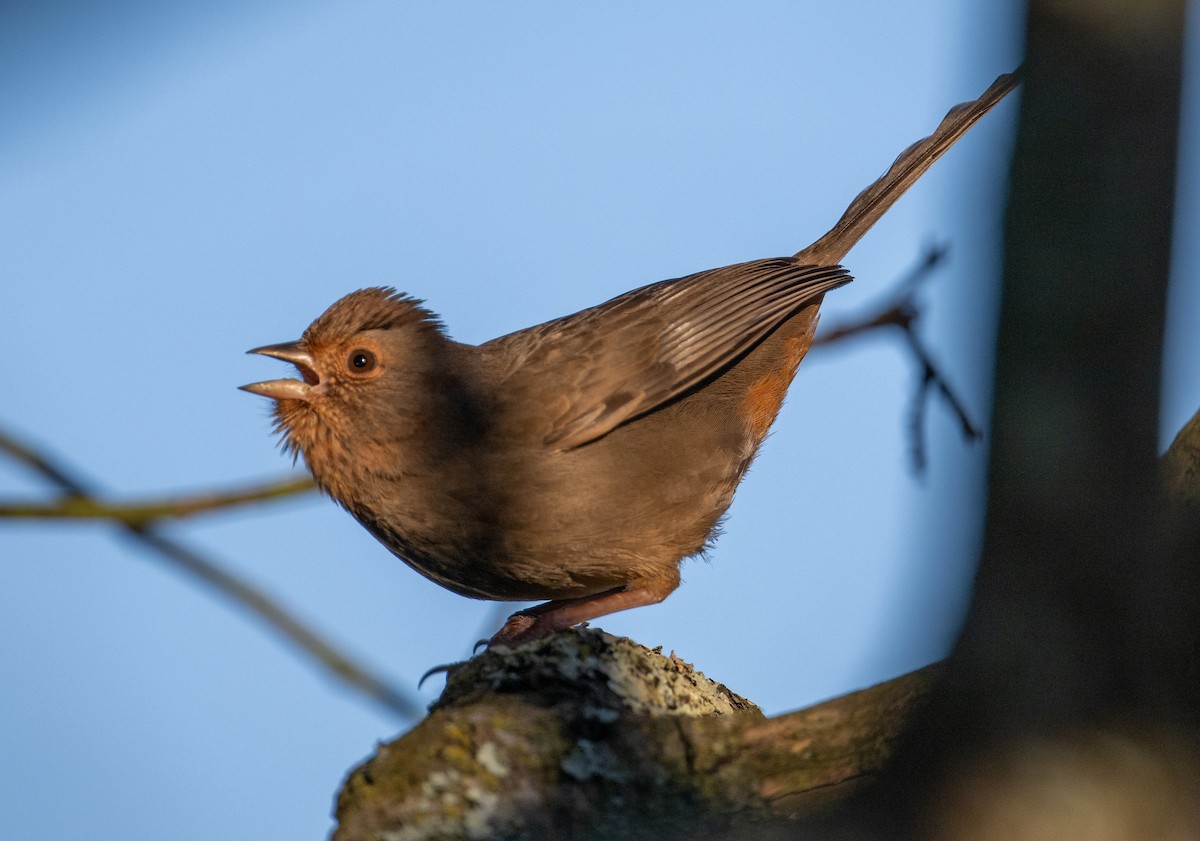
left=346, top=349, right=378, bottom=374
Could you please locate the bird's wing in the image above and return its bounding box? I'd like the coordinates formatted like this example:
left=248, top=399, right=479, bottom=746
left=486, top=258, right=850, bottom=450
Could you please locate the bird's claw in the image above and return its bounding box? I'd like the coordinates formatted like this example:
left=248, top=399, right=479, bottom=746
left=418, top=661, right=459, bottom=690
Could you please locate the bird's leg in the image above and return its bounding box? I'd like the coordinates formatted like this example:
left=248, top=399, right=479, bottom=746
left=490, top=572, right=680, bottom=647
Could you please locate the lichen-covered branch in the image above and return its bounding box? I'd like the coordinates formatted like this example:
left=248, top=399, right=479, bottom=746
left=332, top=628, right=939, bottom=841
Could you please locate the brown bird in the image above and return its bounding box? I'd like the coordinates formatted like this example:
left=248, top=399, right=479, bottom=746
left=243, top=71, right=1018, bottom=646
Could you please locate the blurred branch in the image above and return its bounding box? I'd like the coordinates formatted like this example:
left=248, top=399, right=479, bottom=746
left=0, top=476, right=314, bottom=523
left=815, top=243, right=983, bottom=470
left=0, top=425, right=98, bottom=497
left=813, top=243, right=947, bottom=346
left=0, top=425, right=421, bottom=722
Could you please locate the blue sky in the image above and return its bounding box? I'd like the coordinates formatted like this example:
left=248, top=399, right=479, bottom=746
left=2, top=3, right=1197, bottom=839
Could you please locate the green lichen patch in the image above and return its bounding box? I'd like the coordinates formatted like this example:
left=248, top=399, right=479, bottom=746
left=333, top=696, right=568, bottom=841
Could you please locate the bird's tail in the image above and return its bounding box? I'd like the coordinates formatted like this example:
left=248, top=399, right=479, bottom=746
left=796, top=69, right=1020, bottom=265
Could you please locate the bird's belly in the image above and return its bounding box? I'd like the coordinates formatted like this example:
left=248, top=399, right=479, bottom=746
left=348, top=497, right=643, bottom=602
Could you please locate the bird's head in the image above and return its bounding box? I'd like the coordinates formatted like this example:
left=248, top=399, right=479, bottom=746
left=241, top=287, right=447, bottom=488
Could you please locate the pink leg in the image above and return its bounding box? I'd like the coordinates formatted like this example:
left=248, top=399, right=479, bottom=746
left=490, top=572, right=680, bottom=646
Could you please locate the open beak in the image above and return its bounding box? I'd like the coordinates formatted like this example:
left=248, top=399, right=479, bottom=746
left=240, top=341, right=318, bottom=401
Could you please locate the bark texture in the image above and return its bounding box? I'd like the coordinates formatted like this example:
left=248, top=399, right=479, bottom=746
left=332, top=628, right=938, bottom=841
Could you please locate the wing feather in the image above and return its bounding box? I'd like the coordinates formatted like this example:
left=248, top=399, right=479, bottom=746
left=485, top=258, right=851, bottom=449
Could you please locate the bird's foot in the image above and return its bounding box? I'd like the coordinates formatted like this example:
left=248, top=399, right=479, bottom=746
left=488, top=612, right=545, bottom=647
left=488, top=580, right=678, bottom=647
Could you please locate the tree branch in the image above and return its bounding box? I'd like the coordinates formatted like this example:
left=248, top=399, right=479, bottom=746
left=333, top=628, right=940, bottom=841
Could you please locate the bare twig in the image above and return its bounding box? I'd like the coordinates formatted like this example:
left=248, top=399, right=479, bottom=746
left=815, top=244, right=982, bottom=470
left=814, top=242, right=949, bottom=347
left=0, top=425, right=421, bottom=722
left=0, top=427, right=97, bottom=497
left=903, top=325, right=984, bottom=471
left=0, top=476, right=315, bottom=524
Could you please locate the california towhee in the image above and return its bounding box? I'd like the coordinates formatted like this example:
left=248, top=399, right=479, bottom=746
left=243, top=71, right=1018, bottom=645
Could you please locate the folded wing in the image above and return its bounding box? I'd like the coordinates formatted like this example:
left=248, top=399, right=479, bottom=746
left=486, top=258, right=850, bottom=450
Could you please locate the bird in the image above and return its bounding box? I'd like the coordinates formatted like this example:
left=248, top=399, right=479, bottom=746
left=243, top=71, right=1018, bottom=646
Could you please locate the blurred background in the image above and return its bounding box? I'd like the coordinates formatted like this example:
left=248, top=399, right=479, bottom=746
left=1, top=2, right=1197, bottom=839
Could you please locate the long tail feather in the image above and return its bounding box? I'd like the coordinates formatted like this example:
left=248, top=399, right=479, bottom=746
left=797, top=69, right=1021, bottom=264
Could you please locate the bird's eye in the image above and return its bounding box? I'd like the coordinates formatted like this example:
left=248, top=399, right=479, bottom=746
left=346, top=349, right=378, bottom=374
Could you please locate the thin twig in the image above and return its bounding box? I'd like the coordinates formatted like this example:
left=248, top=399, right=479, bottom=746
left=128, top=527, right=422, bottom=719
left=814, top=244, right=982, bottom=471
left=0, top=425, right=421, bottom=722
left=903, top=327, right=983, bottom=471
left=813, top=242, right=947, bottom=347
left=0, top=428, right=97, bottom=497
left=0, top=476, right=315, bottom=524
